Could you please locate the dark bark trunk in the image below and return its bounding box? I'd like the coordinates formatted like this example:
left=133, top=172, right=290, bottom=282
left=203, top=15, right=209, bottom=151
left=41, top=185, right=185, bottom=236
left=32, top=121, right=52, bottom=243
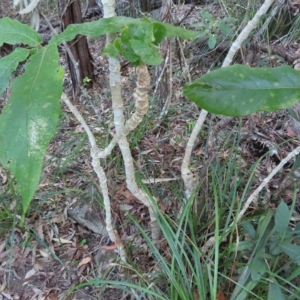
left=59, top=0, right=94, bottom=95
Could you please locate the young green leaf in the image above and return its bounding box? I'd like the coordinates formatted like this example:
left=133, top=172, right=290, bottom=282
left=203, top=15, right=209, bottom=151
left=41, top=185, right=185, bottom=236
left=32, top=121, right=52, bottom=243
left=201, top=10, right=214, bottom=22
left=118, top=28, right=141, bottom=63
left=275, top=202, right=290, bottom=238
left=130, top=40, right=162, bottom=65
left=280, top=243, right=300, bottom=265
left=0, top=42, right=64, bottom=215
left=183, top=65, right=300, bottom=117
left=190, top=22, right=206, bottom=28
left=208, top=33, right=216, bottom=49
left=250, top=258, right=266, bottom=281
left=102, top=43, right=120, bottom=59
left=216, top=21, right=234, bottom=37
left=268, top=281, right=286, bottom=300
left=152, top=22, right=166, bottom=45
left=128, top=19, right=154, bottom=42
left=0, top=17, right=42, bottom=47
left=0, top=48, right=29, bottom=95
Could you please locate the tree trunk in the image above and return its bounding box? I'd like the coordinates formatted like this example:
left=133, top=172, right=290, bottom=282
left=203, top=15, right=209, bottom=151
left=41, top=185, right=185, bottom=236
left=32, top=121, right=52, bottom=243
left=58, top=0, right=94, bottom=95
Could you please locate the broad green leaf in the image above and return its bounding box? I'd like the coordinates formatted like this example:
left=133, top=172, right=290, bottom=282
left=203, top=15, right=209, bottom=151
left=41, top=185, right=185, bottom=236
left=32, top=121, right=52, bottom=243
left=183, top=65, right=300, bottom=117
left=0, top=17, right=42, bottom=47
left=275, top=202, right=290, bottom=238
left=268, top=281, right=286, bottom=300
left=118, top=27, right=141, bottom=63
left=208, top=33, right=216, bottom=49
left=52, top=17, right=197, bottom=45
left=127, top=20, right=154, bottom=42
left=102, top=43, right=120, bottom=59
left=152, top=22, right=166, bottom=45
left=161, top=22, right=197, bottom=39
left=0, top=42, right=64, bottom=214
left=0, top=48, right=30, bottom=95
left=280, top=243, right=300, bottom=265
left=130, top=40, right=162, bottom=65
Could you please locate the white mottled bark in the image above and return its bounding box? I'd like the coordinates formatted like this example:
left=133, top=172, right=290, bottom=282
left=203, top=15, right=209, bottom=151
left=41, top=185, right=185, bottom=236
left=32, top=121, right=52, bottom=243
left=102, top=0, right=160, bottom=240
left=199, top=0, right=276, bottom=253
left=182, top=0, right=275, bottom=201
left=62, top=93, right=126, bottom=262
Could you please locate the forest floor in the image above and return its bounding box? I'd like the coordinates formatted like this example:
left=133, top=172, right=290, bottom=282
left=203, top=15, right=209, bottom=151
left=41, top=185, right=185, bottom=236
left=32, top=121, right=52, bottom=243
left=1, top=1, right=300, bottom=299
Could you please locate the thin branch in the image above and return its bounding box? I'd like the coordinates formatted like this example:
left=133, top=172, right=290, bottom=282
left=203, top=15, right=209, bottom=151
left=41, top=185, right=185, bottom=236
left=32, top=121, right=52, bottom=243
left=181, top=0, right=275, bottom=200
left=61, top=93, right=126, bottom=262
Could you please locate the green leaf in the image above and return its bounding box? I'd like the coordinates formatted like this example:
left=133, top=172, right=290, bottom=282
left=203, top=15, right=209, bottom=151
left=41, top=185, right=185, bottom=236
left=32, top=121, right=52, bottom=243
left=242, top=222, right=256, bottom=240
left=268, top=281, right=286, bottom=300
left=162, top=22, right=197, bottom=39
left=128, top=19, right=154, bottom=42
left=194, top=30, right=208, bottom=39
left=190, top=22, right=206, bottom=28
left=292, top=155, right=300, bottom=170
left=201, top=10, right=214, bottom=22
left=102, top=43, right=120, bottom=59
left=130, top=40, right=162, bottom=65
left=152, top=22, right=166, bottom=45
left=208, top=33, right=216, bottom=49
left=0, top=17, right=42, bottom=47
left=280, top=243, right=300, bottom=265
left=0, top=42, right=64, bottom=214
left=275, top=202, right=290, bottom=238
left=269, top=235, right=282, bottom=255
left=250, top=258, right=266, bottom=281
left=288, top=107, right=300, bottom=123
left=0, top=48, right=30, bottom=95
left=216, top=21, right=234, bottom=37
left=53, top=16, right=196, bottom=46
left=183, top=65, right=300, bottom=117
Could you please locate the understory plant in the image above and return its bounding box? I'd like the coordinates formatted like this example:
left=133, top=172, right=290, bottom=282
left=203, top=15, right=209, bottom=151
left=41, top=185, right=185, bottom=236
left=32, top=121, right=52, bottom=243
left=2, top=0, right=300, bottom=298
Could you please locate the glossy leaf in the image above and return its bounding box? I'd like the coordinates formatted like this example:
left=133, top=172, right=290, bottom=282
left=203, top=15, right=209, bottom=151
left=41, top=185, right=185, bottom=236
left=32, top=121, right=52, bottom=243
left=183, top=65, right=300, bottom=117
left=275, top=202, right=290, bottom=238
left=0, top=42, right=64, bottom=214
left=0, top=48, right=29, bottom=95
left=0, top=17, right=42, bottom=47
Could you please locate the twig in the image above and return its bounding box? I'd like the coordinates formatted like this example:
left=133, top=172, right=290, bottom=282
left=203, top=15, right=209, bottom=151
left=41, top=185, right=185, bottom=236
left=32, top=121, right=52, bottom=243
left=153, top=53, right=169, bottom=96
left=253, top=0, right=285, bottom=43
left=61, top=93, right=126, bottom=262
left=153, top=40, right=173, bottom=131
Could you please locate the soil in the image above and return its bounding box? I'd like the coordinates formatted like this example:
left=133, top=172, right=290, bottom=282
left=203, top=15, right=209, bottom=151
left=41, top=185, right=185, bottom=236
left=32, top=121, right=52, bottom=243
left=1, top=1, right=300, bottom=299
